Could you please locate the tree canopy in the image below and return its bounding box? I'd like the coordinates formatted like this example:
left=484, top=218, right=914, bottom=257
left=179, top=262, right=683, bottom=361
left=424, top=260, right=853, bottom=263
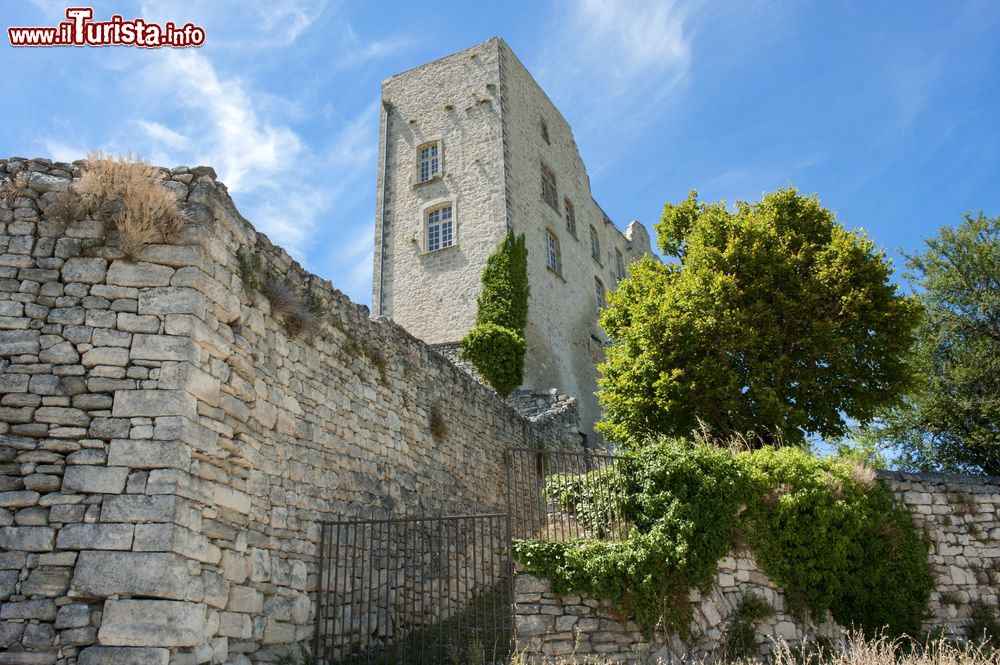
left=856, top=213, right=1000, bottom=475
left=596, top=188, right=921, bottom=446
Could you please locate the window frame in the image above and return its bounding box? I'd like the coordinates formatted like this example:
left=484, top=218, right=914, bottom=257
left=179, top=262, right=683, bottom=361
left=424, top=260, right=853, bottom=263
left=589, top=226, right=602, bottom=264
left=540, top=162, right=558, bottom=211
left=564, top=198, right=577, bottom=237
left=594, top=277, right=606, bottom=310
left=424, top=202, right=455, bottom=253
left=615, top=249, right=626, bottom=280
left=416, top=139, right=443, bottom=184
left=545, top=229, right=562, bottom=276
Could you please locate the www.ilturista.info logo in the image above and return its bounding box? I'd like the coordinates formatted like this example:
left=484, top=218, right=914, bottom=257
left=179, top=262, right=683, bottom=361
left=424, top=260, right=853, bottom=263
left=8, top=7, right=206, bottom=48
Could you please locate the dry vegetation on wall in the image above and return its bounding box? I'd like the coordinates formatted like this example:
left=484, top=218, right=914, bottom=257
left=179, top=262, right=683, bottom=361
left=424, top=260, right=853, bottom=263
left=509, top=633, right=1000, bottom=665
left=75, top=151, right=187, bottom=258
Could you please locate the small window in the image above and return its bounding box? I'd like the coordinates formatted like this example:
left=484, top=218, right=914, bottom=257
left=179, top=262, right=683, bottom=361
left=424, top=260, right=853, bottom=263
left=615, top=250, right=626, bottom=280
left=426, top=205, right=453, bottom=251
left=564, top=198, right=577, bottom=237
left=589, top=226, right=601, bottom=263
left=545, top=231, right=562, bottom=275
left=594, top=277, right=606, bottom=310
left=418, top=141, right=441, bottom=182
left=541, top=162, right=558, bottom=210
left=541, top=119, right=550, bottom=144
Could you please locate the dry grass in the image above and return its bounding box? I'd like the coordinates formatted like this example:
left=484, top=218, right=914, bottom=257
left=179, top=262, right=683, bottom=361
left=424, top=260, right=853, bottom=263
left=44, top=190, right=86, bottom=224
left=259, top=274, right=301, bottom=319
left=508, top=631, right=1000, bottom=665
left=430, top=405, right=449, bottom=441
left=1, top=163, right=30, bottom=202
left=75, top=151, right=186, bottom=259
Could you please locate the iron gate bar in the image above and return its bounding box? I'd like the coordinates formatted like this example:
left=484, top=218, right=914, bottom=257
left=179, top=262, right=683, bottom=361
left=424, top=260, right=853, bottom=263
left=313, top=512, right=513, bottom=665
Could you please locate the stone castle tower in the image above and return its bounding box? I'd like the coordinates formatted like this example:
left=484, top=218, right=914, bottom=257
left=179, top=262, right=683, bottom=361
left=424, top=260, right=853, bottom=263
left=372, top=37, right=657, bottom=444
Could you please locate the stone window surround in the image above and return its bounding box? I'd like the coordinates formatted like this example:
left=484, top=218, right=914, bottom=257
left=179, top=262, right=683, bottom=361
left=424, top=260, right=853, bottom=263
left=589, top=225, right=602, bottom=265
left=594, top=276, right=607, bottom=310
left=415, top=138, right=443, bottom=185
left=421, top=197, right=456, bottom=253
left=540, top=161, right=558, bottom=211
left=615, top=249, right=626, bottom=280
left=564, top=198, right=577, bottom=238
left=545, top=228, right=563, bottom=278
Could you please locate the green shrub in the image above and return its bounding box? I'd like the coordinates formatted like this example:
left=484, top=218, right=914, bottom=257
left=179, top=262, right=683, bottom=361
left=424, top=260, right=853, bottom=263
left=460, top=323, right=525, bottom=396
left=475, top=232, right=529, bottom=331
left=512, top=442, right=932, bottom=639
left=461, top=232, right=529, bottom=394
left=722, top=593, right=776, bottom=660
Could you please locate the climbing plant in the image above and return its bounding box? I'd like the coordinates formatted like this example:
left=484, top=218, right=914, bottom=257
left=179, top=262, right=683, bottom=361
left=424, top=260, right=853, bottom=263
left=461, top=232, right=529, bottom=395
left=512, top=441, right=932, bottom=639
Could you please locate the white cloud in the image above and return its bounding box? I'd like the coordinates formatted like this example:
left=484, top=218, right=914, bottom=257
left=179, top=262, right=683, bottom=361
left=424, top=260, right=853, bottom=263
left=534, top=0, right=695, bottom=161
left=141, top=49, right=302, bottom=194
left=136, top=120, right=190, bottom=150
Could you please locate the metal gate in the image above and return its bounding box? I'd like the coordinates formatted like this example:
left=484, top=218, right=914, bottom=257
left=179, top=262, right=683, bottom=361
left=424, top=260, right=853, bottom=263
left=312, top=513, right=513, bottom=664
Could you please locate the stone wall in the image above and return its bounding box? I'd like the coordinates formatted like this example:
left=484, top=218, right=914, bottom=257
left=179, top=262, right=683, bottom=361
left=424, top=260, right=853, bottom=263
left=0, top=156, right=579, bottom=665
left=513, top=471, right=1000, bottom=663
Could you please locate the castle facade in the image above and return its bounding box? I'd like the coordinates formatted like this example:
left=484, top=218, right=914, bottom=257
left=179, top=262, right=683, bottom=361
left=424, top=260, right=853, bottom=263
left=372, top=37, right=658, bottom=444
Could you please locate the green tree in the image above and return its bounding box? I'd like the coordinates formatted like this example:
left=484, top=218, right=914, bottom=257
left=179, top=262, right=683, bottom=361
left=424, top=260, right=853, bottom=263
left=461, top=231, right=529, bottom=396
left=857, top=213, right=1000, bottom=475
left=597, top=188, right=921, bottom=446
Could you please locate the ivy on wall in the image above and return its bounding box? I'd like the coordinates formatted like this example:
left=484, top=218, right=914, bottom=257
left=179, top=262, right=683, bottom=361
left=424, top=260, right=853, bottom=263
left=461, top=232, right=529, bottom=396
left=512, top=441, right=932, bottom=639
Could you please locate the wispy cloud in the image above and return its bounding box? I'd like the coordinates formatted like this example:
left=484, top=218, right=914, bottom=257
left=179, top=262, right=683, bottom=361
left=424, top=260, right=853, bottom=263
left=534, top=0, right=695, bottom=159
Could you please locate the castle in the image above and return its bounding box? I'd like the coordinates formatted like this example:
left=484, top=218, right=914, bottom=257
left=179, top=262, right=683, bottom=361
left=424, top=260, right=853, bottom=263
left=371, top=37, right=658, bottom=445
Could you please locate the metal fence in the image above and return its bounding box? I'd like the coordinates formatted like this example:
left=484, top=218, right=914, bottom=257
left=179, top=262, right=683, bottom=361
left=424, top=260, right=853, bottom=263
left=313, top=513, right=513, bottom=664
left=505, top=447, right=633, bottom=542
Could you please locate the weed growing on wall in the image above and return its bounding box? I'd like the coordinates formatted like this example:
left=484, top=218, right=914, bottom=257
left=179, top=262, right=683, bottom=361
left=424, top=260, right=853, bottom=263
left=461, top=232, right=529, bottom=396
left=76, top=151, right=186, bottom=259
left=512, top=441, right=932, bottom=639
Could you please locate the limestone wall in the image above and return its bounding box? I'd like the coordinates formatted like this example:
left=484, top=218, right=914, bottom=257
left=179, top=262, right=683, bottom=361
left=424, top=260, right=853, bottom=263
left=513, top=472, right=1000, bottom=663
left=0, top=156, right=577, bottom=665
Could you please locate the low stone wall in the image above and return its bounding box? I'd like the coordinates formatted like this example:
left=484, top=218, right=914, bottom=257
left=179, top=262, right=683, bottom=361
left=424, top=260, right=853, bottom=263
left=513, top=472, right=1000, bottom=663
left=0, top=156, right=579, bottom=665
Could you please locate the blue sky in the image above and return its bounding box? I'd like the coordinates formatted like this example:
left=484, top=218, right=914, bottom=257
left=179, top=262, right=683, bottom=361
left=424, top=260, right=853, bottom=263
left=2, top=1, right=998, bottom=306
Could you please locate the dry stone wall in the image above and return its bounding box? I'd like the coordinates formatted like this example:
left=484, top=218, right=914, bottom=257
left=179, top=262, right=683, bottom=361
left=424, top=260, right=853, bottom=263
left=513, top=471, right=1000, bottom=663
left=0, top=156, right=579, bottom=665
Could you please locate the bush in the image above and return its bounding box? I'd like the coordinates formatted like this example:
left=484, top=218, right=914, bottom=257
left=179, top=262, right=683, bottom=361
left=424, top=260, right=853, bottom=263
left=460, top=323, right=525, bottom=396
left=513, top=442, right=932, bottom=639
left=76, top=151, right=185, bottom=259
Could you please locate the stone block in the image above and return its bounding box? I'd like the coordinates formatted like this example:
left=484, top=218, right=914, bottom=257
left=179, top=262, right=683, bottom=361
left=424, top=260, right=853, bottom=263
left=34, top=405, right=87, bottom=426
left=55, top=602, right=91, bottom=629
left=131, top=334, right=198, bottom=363
left=70, top=551, right=191, bottom=600
left=62, top=466, right=128, bottom=494
left=118, top=313, right=160, bottom=333
left=101, top=494, right=184, bottom=523
left=107, top=261, right=175, bottom=288
left=515, top=614, right=554, bottom=635
left=219, top=611, right=252, bottom=639
left=0, top=490, right=40, bottom=508
left=0, top=330, right=40, bottom=355
left=78, top=647, right=169, bottom=665
left=0, top=526, right=55, bottom=551
left=153, top=416, right=218, bottom=453
left=138, top=287, right=205, bottom=317
left=97, top=599, right=207, bottom=647
left=0, top=598, right=57, bottom=620
left=226, top=585, right=263, bottom=613
left=134, top=523, right=221, bottom=564
left=213, top=485, right=251, bottom=515
left=56, top=523, right=134, bottom=550
left=108, top=439, right=191, bottom=470
left=21, top=566, right=71, bottom=597
left=61, top=258, right=107, bottom=284
left=261, top=619, right=296, bottom=644
left=81, top=346, right=130, bottom=367
left=112, top=390, right=196, bottom=418
left=0, top=652, right=57, bottom=664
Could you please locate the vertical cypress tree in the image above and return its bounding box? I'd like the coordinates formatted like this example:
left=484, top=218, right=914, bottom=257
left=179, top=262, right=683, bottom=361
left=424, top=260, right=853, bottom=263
left=460, top=232, right=529, bottom=395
